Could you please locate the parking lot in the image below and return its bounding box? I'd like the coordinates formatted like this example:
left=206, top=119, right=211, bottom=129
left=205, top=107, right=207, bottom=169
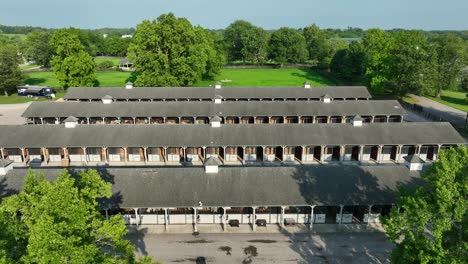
left=0, top=102, right=30, bottom=125
left=127, top=231, right=393, bottom=264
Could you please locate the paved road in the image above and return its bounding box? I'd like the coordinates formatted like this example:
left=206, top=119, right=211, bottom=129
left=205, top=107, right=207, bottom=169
left=127, top=232, right=393, bottom=264
left=0, top=102, right=31, bottom=125
left=409, top=94, right=467, bottom=127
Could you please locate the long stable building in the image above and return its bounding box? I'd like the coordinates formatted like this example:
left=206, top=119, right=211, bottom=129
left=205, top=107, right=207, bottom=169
left=0, top=84, right=466, bottom=230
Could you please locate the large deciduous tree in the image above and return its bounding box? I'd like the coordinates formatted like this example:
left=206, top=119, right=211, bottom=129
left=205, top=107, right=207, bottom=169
left=25, top=31, right=54, bottom=67
left=0, top=42, right=22, bottom=96
left=269, top=27, right=308, bottom=65
left=432, top=34, right=466, bottom=97
left=50, top=30, right=96, bottom=89
left=330, top=41, right=366, bottom=82
left=383, top=146, right=468, bottom=264
left=128, top=13, right=224, bottom=87
left=224, top=20, right=269, bottom=64
left=0, top=169, right=156, bottom=263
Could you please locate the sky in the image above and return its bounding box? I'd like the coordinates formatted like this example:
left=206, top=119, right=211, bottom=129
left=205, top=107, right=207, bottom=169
left=1, top=0, right=467, bottom=30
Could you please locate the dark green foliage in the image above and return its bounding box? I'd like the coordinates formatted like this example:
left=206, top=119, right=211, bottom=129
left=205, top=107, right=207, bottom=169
left=269, top=27, right=308, bottom=64
left=25, top=31, right=54, bottom=67
left=0, top=169, right=158, bottom=263
left=0, top=42, right=22, bottom=96
left=128, top=13, right=224, bottom=86
left=330, top=41, right=366, bottom=82
left=103, top=36, right=132, bottom=57
left=97, top=60, right=115, bottom=69
left=383, top=146, right=468, bottom=264
left=224, top=20, right=269, bottom=64
left=50, top=30, right=97, bottom=89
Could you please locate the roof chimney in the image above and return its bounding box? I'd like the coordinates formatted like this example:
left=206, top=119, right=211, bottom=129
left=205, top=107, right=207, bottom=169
left=214, top=95, right=223, bottom=104
left=215, top=82, right=222, bottom=89
left=101, top=95, right=113, bottom=104
left=204, top=156, right=221, bottom=173
left=210, top=116, right=222, bottom=127
left=64, top=116, right=79, bottom=128
left=322, top=94, right=332, bottom=103
left=0, top=159, right=14, bottom=176
left=404, top=155, right=425, bottom=171
left=352, top=115, right=363, bottom=127
left=304, top=81, right=311, bottom=89
left=125, top=82, right=134, bottom=89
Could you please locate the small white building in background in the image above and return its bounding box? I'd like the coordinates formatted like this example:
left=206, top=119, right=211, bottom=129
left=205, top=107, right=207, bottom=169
left=121, top=35, right=133, bottom=39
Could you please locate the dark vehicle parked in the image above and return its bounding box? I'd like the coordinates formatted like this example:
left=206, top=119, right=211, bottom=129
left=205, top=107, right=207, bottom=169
left=17, top=86, right=56, bottom=98
left=228, top=219, right=240, bottom=227
left=256, top=219, right=267, bottom=226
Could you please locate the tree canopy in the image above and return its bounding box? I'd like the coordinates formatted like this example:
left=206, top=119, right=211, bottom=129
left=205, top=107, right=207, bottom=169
left=0, top=169, right=156, bottom=263
left=0, top=41, right=22, bottom=96
left=50, top=29, right=97, bottom=89
left=224, top=20, right=269, bottom=64
left=383, top=146, right=468, bottom=264
left=330, top=41, right=366, bottom=82
left=128, top=13, right=224, bottom=87
left=25, top=31, right=54, bottom=67
left=268, top=27, right=308, bottom=64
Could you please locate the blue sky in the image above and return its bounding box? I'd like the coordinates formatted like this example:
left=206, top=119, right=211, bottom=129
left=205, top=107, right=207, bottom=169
left=1, top=0, right=467, bottom=30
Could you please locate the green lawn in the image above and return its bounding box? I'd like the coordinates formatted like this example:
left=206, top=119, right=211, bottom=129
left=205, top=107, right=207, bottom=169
left=428, top=90, right=468, bottom=112
left=0, top=92, right=65, bottom=104
left=23, top=71, right=133, bottom=87
left=94, top=57, right=124, bottom=67
left=20, top=64, right=40, bottom=70
left=196, top=68, right=337, bottom=87
left=1, top=33, right=27, bottom=40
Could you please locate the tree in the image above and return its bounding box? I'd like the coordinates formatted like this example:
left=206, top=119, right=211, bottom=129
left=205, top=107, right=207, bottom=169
left=269, top=27, right=308, bottom=65
left=362, top=29, right=393, bottom=94
left=224, top=20, right=269, bottom=64
left=385, top=30, right=438, bottom=96
left=303, top=24, right=329, bottom=65
left=383, top=146, right=468, bottom=264
left=0, top=42, right=22, bottom=96
left=50, top=30, right=96, bottom=89
left=103, top=36, right=132, bottom=57
left=0, top=169, right=157, bottom=263
left=25, top=31, right=54, bottom=67
left=432, top=34, right=466, bottom=97
left=330, top=41, right=366, bottom=82
left=128, top=13, right=224, bottom=86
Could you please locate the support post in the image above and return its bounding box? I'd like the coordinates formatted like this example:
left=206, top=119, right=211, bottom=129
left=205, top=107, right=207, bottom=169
left=183, top=147, right=186, bottom=162
left=103, top=147, right=108, bottom=163
left=377, top=145, right=383, bottom=163
left=193, top=207, right=198, bottom=232
left=309, top=205, right=315, bottom=231
left=340, top=145, right=345, bottom=161
left=359, top=145, right=364, bottom=161
left=222, top=207, right=227, bottom=231
left=21, top=147, right=26, bottom=163
left=417, top=144, right=422, bottom=155
left=202, top=146, right=206, bottom=161
left=280, top=206, right=285, bottom=229
left=124, top=147, right=128, bottom=163
left=339, top=205, right=344, bottom=224
left=164, top=208, right=168, bottom=230
left=143, top=147, right=147, bottom=163
left=40, top=117, right=44, bottom=124
left=386, top=115, right=390, bottom=123
left=134, top=208, right=139, bottom=228
left=0, top=148, right=4, bottom=159
left=252, top=207, right=257, bottom=231
left=82, top=147, right=87, bottom=164
left=320, top=145, right=325, bottom=163
left=371, top=116, right=375, bottom=123
left=367, top=205, right=372, bottom=226
left=242, top=146, right=246, bottom=164
left=163, top=147, right=167, bottom=162
left=341, top=116, right=346, bottom=123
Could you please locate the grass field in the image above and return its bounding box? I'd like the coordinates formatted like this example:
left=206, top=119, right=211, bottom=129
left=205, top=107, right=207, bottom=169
left=94, top=57, right=124, bottom=67
left=0, top=33, right=27, bottom=40
left=23, top=68, right=335, bottom=88
left=0, top=92, right=65, bottom=104
left=20, top=64, right=40, bottom=70
left=427, top=90, right=468, bottom=112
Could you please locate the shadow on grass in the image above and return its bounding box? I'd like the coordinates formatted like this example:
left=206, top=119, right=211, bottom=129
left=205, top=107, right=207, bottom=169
left=439, top=95, right=468, bottom=108
left=291, top=69, right=337, bottom=85
left=24, top=78, right=47, bottom=86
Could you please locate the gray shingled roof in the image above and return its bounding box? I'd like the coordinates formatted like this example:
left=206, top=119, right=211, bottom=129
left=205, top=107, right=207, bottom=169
left=22, top=100, right=406, bottom=118
left=204, top=156, right=222, bottom=166
left=404, top=155, right=425, bottom=163
left=0, top=123, right=464, bottom=148
left=0, top=165, right=422, bottom=207
left=63, top=86, right=372, bottom=100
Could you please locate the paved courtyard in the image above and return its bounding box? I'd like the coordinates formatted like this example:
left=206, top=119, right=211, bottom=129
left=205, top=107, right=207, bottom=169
left=127, top=231, right=393, bottom=264
left=0, top=102, right=30, bottom=125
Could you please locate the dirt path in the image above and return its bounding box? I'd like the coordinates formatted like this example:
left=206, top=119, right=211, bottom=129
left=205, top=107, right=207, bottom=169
left=0, top=102, right=31, bottom=125
left=409, top=94, right=467, bottom=127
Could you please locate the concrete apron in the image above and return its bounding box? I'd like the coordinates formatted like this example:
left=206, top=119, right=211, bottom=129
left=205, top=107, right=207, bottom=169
left=127, top=223, right=385, bottom=234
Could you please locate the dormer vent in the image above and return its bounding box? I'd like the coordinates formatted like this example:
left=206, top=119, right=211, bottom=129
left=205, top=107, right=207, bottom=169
left=304, top=81, right=311, bottom=89
left=322, top=94, right=332, bottom=103
left=64, top=116, right=79, bottom=128
left=214, top=95, right=223, bottom=104
left=404, top=155, right=425, bottom=171
left=101, top=95, right=113, bottom=104
left=125, top=82, right=134, bottom=89
left=210, top=116, right=222, bottom=127
left=215, top=82, right=222, bottom=89
left=352, top=115, right=363, bottom=127
left=204, top=156, right=221, bottom=173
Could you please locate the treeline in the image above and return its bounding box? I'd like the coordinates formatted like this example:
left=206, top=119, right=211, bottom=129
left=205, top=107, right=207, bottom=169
left=1, top=15, right=467, bottom=94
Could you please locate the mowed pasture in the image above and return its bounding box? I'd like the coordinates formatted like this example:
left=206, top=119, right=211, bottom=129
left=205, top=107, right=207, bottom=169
left=428, top=90, right=468, bottom=112
left=23, top=68, right=336, bottom=88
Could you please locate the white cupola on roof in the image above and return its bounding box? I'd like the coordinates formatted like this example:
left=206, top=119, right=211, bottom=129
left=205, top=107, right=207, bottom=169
left=214, top=95, right=223, bottom=104
left=210, top=116, right=222, bottom=127
left=352, top=115, right=363, bottom=127
left=215, top=82, right=222, bottom=89
left=304, top=81, right=311, bottom=89
left=204, top=156, right=221, bottom=173
left=322, top=94, right=332, bottom=103
left=404, top=155, right=425, bottom=171
left=101, top=95, right=113, bottom=104
left=64, top=116, right=79, bottom=128
left=125, top=82, right=134, bottom=89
